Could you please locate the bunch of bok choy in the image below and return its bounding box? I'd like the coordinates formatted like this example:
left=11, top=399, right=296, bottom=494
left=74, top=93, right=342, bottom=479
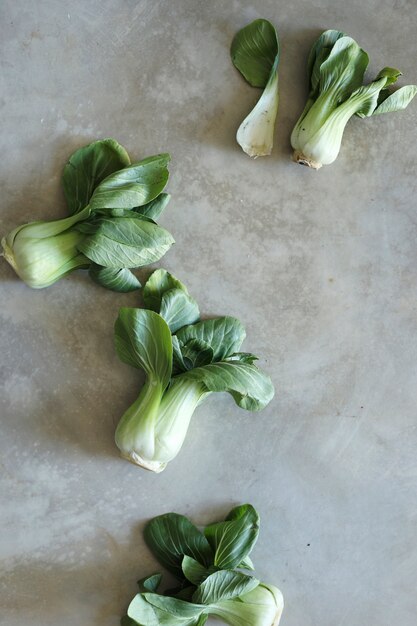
left=291, top=29, right=417, bottom=168
left=114, top=269, right=274, bottom=472
left=122, top=504, right=284, bottom=626
left=231, top=19, right=280, bottom=157
left=1, top=139, right=174, bottom=290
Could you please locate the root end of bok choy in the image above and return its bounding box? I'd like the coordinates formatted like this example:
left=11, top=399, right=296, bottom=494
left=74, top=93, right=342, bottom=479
left=292, top=150, right=322, bottom=169
left=231, top=19, right=280, bottom=158
left=114, top=269, right=274, bottom=472
left=291, top=30, right=417, bottom=169
left=2, top=139, right=174, bottom=290
left=119, top=450, right=167, bottom=473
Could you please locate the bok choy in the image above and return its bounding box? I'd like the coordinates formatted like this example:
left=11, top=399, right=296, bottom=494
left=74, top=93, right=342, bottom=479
left=231, top=19, right=280, bottom=157
left=291, top=30, right=417, bottom=168
left=1, top=139, right=174, bottom=290
left=122, top=504, right=284, bottom=626
left=114, top=270, right=274, bottom=472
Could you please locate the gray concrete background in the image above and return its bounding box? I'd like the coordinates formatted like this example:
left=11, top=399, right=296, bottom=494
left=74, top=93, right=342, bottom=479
left=1, top=1, right=416, bottom=625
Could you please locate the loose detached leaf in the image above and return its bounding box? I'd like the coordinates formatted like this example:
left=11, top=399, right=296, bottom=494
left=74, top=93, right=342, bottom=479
left=89, top=154, right=170, bottom=211
left=63, top=138, right=131, bottom=215
left=144, top=513, right=214, bottom=579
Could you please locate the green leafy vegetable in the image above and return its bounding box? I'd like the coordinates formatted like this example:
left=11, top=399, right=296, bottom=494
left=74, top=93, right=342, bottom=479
left=291, top=30, right=417, bottom=168
left=231, top=19, right=280, bottom=157
left=1, top=139, right=174, bottom=290
left=114, top=270, right=274, bottom=472
left=122, top=505, right=284, bottom=626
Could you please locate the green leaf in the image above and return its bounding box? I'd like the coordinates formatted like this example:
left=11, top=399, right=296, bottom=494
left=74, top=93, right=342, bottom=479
left=63, top=138, right=131, bottom=215
left=175, top=317, right=246, bottom=363
left=182, top=556, right=214, bottom=586
left=88, top=264, right=141, bottom=292
left=178, top=361, right=274, bottom=412
left=307, top=30, right=346, bottom=94
left=192, top=570, right=259, bottom=605
left=375, top=66, right=402, bottom=87
left=89, top=154, right=170, bottom=211
left=224, top=352, right=259, bottom=365
left=160, top=291, right=200, bottom=334
left=114, top=308, right=172, bottom=387
left=77, top=216, right=174, bottom=268
left=143, top=269, right=190, bottom=312
left=179, top=339, right=214, bottom=371
left=142, top=270, right=199, bottom=333
left=237, top=555, right=255, bottom=571
left=144, top=513, right=214, bottom=579
left=204, top=505, right=260, bottom=570
left=352, top=77, right=387, bottom=118
left=134, top=193, right=171, bottom=220
left=138, top=574, right=163, bottom=593
left=231, top=19, right=279, bottom=88
left=145, top=594, right=205, bottom=619
left=318, top=36, right=369, bottom=103
left=373, top=84, right=417, bottom=115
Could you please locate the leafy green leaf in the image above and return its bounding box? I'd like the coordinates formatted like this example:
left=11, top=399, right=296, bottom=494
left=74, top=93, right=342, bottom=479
left=138, top=574, right=163, bottom=593
left=144, top=513, right=214, bottom=579
left=178, top=361, right=274, bottom=411
left=237, top=555, right=255, bottom=571
left=144, top=594, right=205, bottom=619
left=179, top=339, right=214, bottom=371
left=143, top=269, right=190, bottom=312
left=182, top=556, right=214, bottom=586
left=88, top=264, right=141, bottom=292
left=224, top=352, right=259, bottom=365
left=134, top=193, right=171, bottom=220
left=373, top=84, right=417, bottom=115
left=114, top=308, right=172, bottom=387
left=318, top=36, right=369, bottom=103
left=307, top=29, right=346, bottom=94
left=63, top=138, right=131, bottom=215
left=160, top=291, right=200, bottom=334
left=77, top=216, right=174, bottom=268
left=375, top=66, right=402, bottom=87
left=192, top=570, right=259, bottom=605
left=231, top=19, right=279, bottom=88
left=89, top=154, right=170, bottom=211
left=175, top=317, right=246, bottom=363
left=128, top=593, right=201, bottom=625
left=204, top=505, right=260, bottom=570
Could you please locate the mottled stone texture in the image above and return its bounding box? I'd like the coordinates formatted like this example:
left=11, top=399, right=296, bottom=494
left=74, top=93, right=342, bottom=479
left=1, top=1, right=416, bottom=625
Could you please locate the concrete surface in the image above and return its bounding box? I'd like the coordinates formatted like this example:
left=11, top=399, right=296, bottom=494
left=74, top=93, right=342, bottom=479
left=1, top=1, right=416, bottom=625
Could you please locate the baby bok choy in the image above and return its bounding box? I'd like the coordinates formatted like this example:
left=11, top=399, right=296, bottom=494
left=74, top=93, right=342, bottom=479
left=1, top=139, right=174, bottom=291
left=231, top=19, right=280, bottom=157
left=122, top=504, right=284, bottom=626
left=114, top=270, right=274, bottom=472
left=291, top=30, right=417, bottom=169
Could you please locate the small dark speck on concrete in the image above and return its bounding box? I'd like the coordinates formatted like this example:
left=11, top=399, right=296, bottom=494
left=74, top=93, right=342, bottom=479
left=307, top=543, right=310, bottom=547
